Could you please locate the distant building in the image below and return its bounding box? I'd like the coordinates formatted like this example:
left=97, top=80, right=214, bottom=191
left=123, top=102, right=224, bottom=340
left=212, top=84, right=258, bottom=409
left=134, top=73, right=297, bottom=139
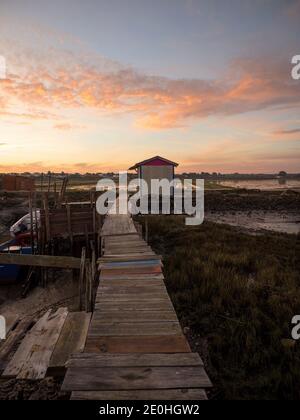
left=129, top=156, right=178, bottom=195
left=1, top=174, right=35, bottom=192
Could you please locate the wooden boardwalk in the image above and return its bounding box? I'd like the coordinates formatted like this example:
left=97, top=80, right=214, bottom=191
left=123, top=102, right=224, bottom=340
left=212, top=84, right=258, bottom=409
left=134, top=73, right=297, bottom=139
left=62, top=213, right=212, bottom=400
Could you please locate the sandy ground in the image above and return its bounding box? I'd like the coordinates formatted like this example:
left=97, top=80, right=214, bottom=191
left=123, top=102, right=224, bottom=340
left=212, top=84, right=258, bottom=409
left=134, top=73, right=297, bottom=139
left=0, top=271, right=79, bottom=320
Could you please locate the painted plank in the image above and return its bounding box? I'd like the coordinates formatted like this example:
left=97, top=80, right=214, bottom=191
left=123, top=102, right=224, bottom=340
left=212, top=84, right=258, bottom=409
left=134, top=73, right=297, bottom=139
left=101, top=267, right=162, bottom=275
left=99, top=279, right=165, bottom=288
left=71, top=389, right=208, bottom=400
left=99, top=262, right=162, bottom=271
left=100, top=273, right=164, bottom=280
left=62, top=366, right=212, bottom=391
left=98, top=252, right=162, bottom=263
left=84, top=335, right=191, bottom=353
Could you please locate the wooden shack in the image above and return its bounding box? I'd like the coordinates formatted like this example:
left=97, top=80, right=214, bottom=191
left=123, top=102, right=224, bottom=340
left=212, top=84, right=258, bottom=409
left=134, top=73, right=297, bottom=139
left=129, top=156, right=178, bottom=195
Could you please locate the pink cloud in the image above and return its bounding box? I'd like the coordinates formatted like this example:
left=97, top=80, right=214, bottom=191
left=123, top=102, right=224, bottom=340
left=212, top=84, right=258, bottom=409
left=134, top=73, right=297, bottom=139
left=1, top=49, right=300, bottom=130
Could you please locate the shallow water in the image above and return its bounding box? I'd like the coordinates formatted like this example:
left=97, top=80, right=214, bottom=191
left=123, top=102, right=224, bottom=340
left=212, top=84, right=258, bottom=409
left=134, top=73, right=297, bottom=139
left=217, top=179, right=300, bottom=191
left=206, top=211, right=300, bottom=235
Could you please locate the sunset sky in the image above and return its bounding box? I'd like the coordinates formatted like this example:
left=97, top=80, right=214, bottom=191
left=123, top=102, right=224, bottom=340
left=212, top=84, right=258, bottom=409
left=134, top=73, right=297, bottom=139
left=0, top=0, right=300, bottom=173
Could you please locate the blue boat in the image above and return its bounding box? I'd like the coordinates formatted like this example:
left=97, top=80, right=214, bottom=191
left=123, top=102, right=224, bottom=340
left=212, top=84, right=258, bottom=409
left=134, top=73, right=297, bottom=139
left=0, top=239, right=32, bottom=284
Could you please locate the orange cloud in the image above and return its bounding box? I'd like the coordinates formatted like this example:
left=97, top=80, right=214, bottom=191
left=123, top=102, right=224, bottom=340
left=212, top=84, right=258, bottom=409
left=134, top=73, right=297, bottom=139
left=1, top=50, right=300, bottom=130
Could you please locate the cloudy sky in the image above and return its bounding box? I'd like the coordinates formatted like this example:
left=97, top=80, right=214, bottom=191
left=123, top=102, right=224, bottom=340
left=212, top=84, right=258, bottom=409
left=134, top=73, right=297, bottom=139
left=0, top=0, right=300, bottom=173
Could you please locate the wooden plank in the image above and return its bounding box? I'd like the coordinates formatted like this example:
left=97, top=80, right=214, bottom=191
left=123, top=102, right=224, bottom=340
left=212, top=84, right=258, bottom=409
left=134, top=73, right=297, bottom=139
left=99, top=260, right=162, bottom=269
left=96, top=294, right=170, bottom=303
left=61, top=366, right=212, bottom=391
left=101, top=267, right=162, bottom=275
left=98, top=252, right=161, bottom=264
left=99, top=279, right=165, bottom=288
left=84, top=335, right=191, bottom=353
left=93, top=311, right=178, bottom=322
left=3, top=308, right=68, bottom=379
left=0, top=317, right=34, bottom=371
left=17, top=308, right=68, bottom=380
left=0, top=253, right=82, bottom=269
left=97, top=285, right=166, bottom=294
left=71, top=389, right=208, bottom=400
left=88, top=322, right=182, bottom=336
left=48, top=312, right=91, bottom=376
left=100, top=273, right=164, bottom=281
left=4, top=315, right=20, bottom=336
left=3, top=311, right=52, bottom=377
left=94, top=301, right=174, bottom=311
left=67, top=353, right=203, bottom=368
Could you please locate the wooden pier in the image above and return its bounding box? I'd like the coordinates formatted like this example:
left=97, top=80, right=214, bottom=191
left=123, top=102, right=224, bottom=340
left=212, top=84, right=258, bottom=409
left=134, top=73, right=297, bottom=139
left=62, top=213, right=212, bottom=400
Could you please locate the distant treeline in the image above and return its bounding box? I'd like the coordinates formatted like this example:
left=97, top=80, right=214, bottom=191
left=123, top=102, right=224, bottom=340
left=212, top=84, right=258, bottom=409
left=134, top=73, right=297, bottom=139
left=1, top=171, right=300, bottom=181
left=180, top=172, right=300, bottom=180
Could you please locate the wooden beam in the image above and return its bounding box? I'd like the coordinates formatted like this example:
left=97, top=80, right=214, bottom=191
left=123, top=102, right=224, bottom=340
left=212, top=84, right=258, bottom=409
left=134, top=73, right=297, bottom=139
left=0, top=253, right=83, bottom=269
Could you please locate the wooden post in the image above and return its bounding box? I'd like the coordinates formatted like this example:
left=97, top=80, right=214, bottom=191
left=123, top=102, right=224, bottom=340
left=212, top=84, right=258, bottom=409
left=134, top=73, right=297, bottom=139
left=34, top=192, right=39, bottom=247
left=66, top=203, right=73, bottom=251
left=79, top=248, right=86, bottom=311
left=29, top=192, right=35, bottom=255
left=47, top=172, right=51, bottom=194
left=85, top=261, right=90, bottom=312
left=83, top=260, right=93, bottom=312
left=43, top=194, right=51, bottom=243
left=85, top=225, right=89, bottom=255
left=54, top=180, right=57, bottom=208
left=41, top=173, right=44, bottom=193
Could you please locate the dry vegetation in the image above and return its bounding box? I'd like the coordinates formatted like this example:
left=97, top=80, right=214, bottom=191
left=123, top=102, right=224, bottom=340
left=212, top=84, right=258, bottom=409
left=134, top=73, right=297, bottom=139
left=142, top=216, right=300, bottom=400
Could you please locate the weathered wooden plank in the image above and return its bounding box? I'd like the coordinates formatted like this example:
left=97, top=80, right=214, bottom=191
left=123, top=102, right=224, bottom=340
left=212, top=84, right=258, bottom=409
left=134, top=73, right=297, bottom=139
left=62, top=366, right=212, bottom=391
left=71, top=389, right=208, bottom=400
left=17, top=308, right=68, bottom=380
left=48, top=312, right=91, bottom=376
left=0, top=254, right=82, bottom=269
left=94, top=301, right=174, bottom=311
left=3, top=311, right=52, bottom=377
left=4, top=315, right=20, bottom=336
left=97, top=285, right=166, bottom=294
left=99, top=255, right=158, bottom=263
left=0, top=317, right=34, bottom=371
left=100, top=273, right=164, bottom=281
left=84, top=335, right=191, bottom=353
left=3, top=308, right=68, bottom=379
left=99, top=279, right=165, bottom=288
left=88, top=322, right=182, bottom=336
left=104, top=246, right=152, bottom=251
left=101, top=267, right=162, bottom=275
left=67, top=353, right=203, bottom=368
left=99, top=259, right=162, bottom=270
left=96, top=294, right=170, bottom=303
left=93, top=311, right=178, bottom=322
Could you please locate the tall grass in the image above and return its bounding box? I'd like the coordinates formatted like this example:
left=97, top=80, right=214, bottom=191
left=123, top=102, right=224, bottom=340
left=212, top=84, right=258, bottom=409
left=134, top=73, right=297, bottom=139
left=142, top=216, right=300, bottom=400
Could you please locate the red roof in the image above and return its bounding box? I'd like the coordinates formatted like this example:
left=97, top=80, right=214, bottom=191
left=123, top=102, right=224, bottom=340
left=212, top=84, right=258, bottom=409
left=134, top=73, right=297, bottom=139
left=129, top=156, right=179, bottom=170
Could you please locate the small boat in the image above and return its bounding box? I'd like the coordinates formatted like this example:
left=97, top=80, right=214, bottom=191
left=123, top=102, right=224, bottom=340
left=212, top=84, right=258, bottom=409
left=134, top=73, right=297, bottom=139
left=0, top=240, right=33, bottom=284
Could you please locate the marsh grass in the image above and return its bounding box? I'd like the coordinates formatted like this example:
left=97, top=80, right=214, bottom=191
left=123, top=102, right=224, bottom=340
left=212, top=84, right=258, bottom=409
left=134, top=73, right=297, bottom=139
left=141, top=216, right=300, bottom=400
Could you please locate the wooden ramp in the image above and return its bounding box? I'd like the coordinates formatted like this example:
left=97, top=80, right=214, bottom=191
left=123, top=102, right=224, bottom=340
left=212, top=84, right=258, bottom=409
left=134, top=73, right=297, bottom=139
left=62, top=213, right=212, bottom=400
